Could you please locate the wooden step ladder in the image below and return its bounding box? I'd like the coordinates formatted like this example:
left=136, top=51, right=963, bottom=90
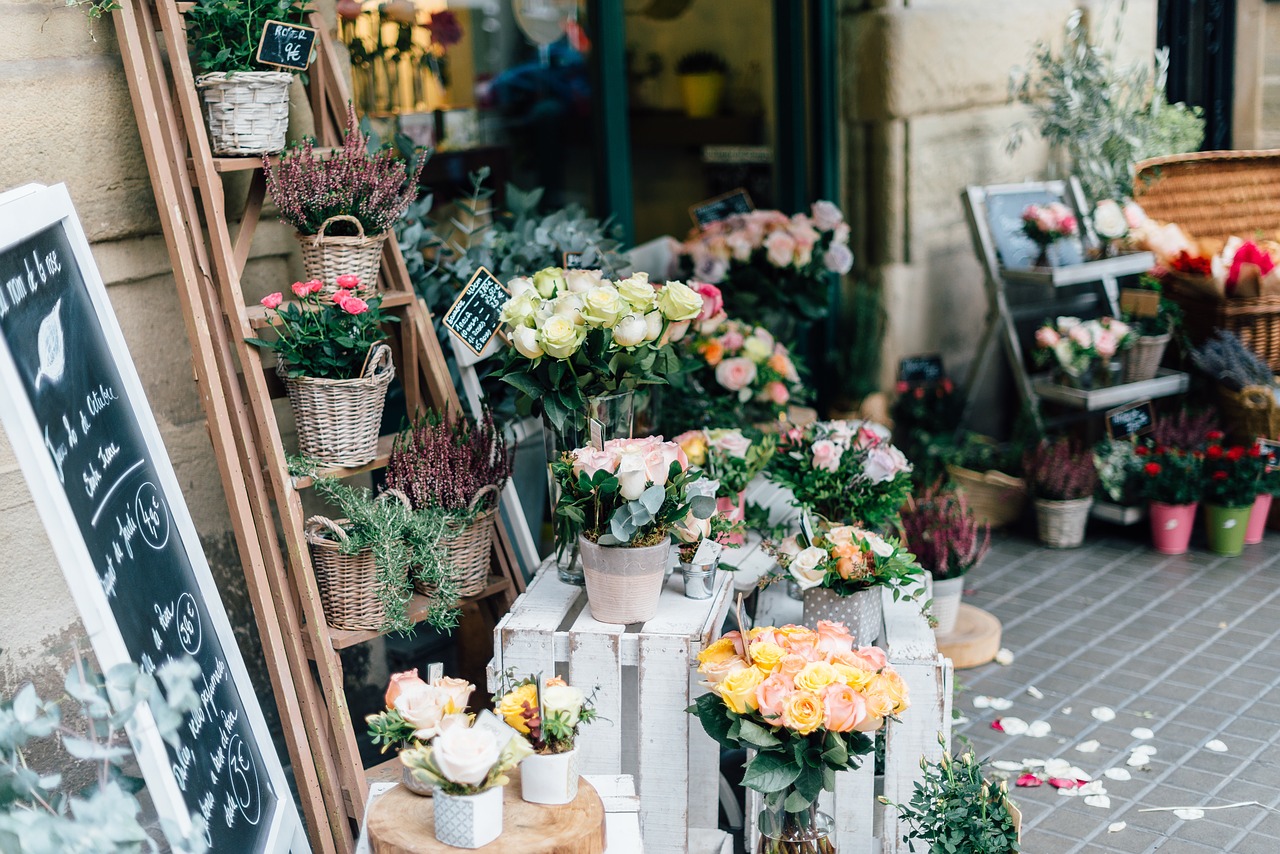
left=111, top=4, right=524, bottom=851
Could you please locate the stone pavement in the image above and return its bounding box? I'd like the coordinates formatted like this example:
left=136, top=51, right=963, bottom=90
left=953, top=527, right=1280, bottom=854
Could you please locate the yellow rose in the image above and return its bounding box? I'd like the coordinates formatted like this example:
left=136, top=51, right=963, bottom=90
left=697, top=636, right=739, bottom=668
left=615, top=273, right=657, bottom=312
left=532, top=267, right=566, bottom=298
left=832, top=664, right=875, bottom=692
left=581, top=285, right=626, bottom=327
left=742, top=334, right=773, bottom=364
left=676, top=431, right=708, bottom=467
left=716, top=665, right=765, bottom=714
left=781, top=690, right=825, bottom=735
left=794, top=661, right=839, bottom=693
left=862, top=685, right=895, bottom=720
left=539, top=314, right=585, bottom=359
left=873, top=670, right=910, bottom=715
left=497, top=684, right=538, bottom=734
left=655, top=280, right=703, bottom=322
left=748, top=641, right=786, bottom=674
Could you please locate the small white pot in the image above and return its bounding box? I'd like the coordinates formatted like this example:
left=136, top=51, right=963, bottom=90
left=433, top=786, right=503, bottom=849
left=931, top=575, right=965, bottom=635
left=520, top=749, right=579, bottom=805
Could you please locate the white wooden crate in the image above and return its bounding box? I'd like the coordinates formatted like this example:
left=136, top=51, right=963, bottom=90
left=490, top=557, right=736, bottom=853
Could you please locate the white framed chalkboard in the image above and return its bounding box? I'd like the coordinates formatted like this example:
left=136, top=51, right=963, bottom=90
left=0, top=184, right=307, bottom=853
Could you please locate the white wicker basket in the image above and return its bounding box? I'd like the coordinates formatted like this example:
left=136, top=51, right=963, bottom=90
left=195, top=71, right=293, bottom=156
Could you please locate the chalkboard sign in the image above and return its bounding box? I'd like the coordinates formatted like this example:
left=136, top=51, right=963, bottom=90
left=0, top=185, right=305, bottom=852
left=254, top=20, right=317, bottom=71
left=562, top=250, right=587, bottom=270
left=1106, top=400, right=1155, bottom=440
left=898, top=353, right=945, bottom=385
left=444, top=267, right=508, bottom=355
left=690, top=188, right=754, bottom=229
left=985, top=187, right=1085, bottom=270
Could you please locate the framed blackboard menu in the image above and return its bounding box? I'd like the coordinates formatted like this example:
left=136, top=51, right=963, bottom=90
left=1105, top=400, right=1156, bottom=440
left=690, top=188, right=754, bottom=229
left=254, top=20, right=317, bottom=71
left=444, top=267, right=508, bottom=356
left=897, top=353, right=945, bottom=385
left=0, top=185, right=306, bottom=852
left=984, top=187, right=1085, bottom=270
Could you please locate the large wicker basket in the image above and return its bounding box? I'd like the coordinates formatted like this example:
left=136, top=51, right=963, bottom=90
left=296, top=214, right=388, bottom=295
left=1123, top=333, right=1171, bottom=383
left=281, top=344, right=395, bottom=468
left=306, top=516, right=382, bottom=631
left=947, top=464, right=1028, bottom=529
left=414, top=485, right=500, bottom=599
left=1133, top=150, right=1280, bottom=370
left=195, top=71, right=292, bottom=156
left=1218, top=384, right=1280, bottom=443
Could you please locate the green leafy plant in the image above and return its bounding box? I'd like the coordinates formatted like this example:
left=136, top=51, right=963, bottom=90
left=64, top=0, right=120, bottom=20
left=0, top=656, right=208, bottom=853
left=882, top=734, right=1021, bottom=854
left=675, top=51, right=728, bottom=75
left=947, top=433, right=1027, bottom=479
left=1125, top=274, right=1183, bottom=338
left=186, top=0, right=312, bottom=75
left=247, top=279, right=395, bottom=379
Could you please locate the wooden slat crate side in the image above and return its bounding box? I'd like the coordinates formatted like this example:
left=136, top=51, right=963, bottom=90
left=636, top=633, right=694, bottom=853
left=880, top=655, right=953, bottom=854
left=568, top=629, right=625, bottom=776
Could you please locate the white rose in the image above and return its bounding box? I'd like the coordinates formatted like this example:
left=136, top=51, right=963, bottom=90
left=542, top=685, right=586, bottom=728
left=539, top=315, right=585, bottom=359
left=708, top=429, right=751, bottom=459
left=532, top=268, right=565, bottom=299
left=643, top=310, right=664, bottom=342
left=1092, top=200, right=1128, bottom=240
left=862, top=444, right=911, bottom=484
left=859, top=531, right=895, bottom=559
left=394, top=683, right=449, bottom=740
left=511, top=326, right=544, bottom=359
left=563, top=268, right=604, bottom=293
left=431, top=725, right=503, bottom=787
left=790, top=547, right=829, bottom=590
left=582, top=285, right=625, bottom=327
left=507, top=276, right=536, bottom=298
left=552, top=293, right=586, bottom=326
left=432, top=677, right=474, bottom=714
left=499, top=290, right=542, bottom=327
left=614, top=451, right=649, bottom=501
left=613, top=314, right=648, bottom=347
left=616, top=273, right=657, bottom=312
left=655, top=280, right=704, bottom=322
left=742, top=335, right=772, bottom=364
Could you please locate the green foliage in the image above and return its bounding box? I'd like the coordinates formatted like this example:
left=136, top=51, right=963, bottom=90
left=64, top=0, right=120, bottom=19
left=365, top=708, right=415, bottom=755
left=837, top=281, right=885, bottom=405
left=0, top=657, right=208, bottom=854
left=946, top=433, right=1027, bottom=480
left=246, top=287, right=396, bottom=380
left=186, top=0, right=311, bottom=75
left=1135, top=443, right=1203, bottom=506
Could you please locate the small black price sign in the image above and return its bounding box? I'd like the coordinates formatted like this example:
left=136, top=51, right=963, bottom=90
left=562, top=250, right=587, bottom=270
left=1258, top=438, right=1280, bottom=472
left=443, top=267, right=509, bottom=355
left=255, top=20, right=317, bottom=71
left=897, top=353, right=945, bottom=385
left=1106, top=400, right=1155, bottom=440
left=690, top=188, right=754, bottom=229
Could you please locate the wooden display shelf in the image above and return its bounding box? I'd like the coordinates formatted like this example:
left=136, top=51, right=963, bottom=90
left=317, top=578, right=513, bottom=652
left=291, top=434, right=397, bottom=489
left=1092, top=499, right=1147, bottom=525
left=1033, top=368, right=1189, bottom=411
left=246, top=288, right=417, bottom=328
left=1000, top=251, right=1155, bottom=288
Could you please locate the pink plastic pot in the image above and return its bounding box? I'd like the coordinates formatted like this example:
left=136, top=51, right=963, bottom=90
left=1149, top=501, right=1197, bottom=555
left=716, top=491, right=746, bottom=546
left=1246, top=493, right=1273, bottom=545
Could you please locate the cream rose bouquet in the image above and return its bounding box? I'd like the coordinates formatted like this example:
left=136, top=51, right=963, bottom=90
left=494, top=267, right=709, bottom=434
left=770, top=523, right=924, bottom=600
left=366, top=669, right=475, bottom=752
left=399, top=716, right=534, bottom=796
left=688, top=621, right=909, bottom=852
left=496, top=673, right=598, bottom=754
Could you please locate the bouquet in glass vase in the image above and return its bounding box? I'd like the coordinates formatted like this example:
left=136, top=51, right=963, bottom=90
left=768, top=420, right=913, bottom=531
left=1020, top=202, right=1077, bottom=267
left=689, top=620, right=910, bottom=854
left=1034, top=316, right=1133, bottom=388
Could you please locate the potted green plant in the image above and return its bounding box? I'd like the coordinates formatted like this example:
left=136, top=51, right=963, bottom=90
left=248, top=279, right=396, bottom=467
left=496, top=673, right=598, bottom=806
left=385, top=409, right=512, bottom=598
left=675, top=50, right=728, bottom=118
left=883, top=735, right=1021, bottom=854
left=265, top=107, right=426, bottom=292
left=186, top=0, right=312, bottom=155
left=1122, top=274, right=1182, bottom=382
left=1201, top=432, right=1265, bottom=556
left=1024, top=439, right=1098, bottom=548
left=900, top=486, right=990, bottom=635
left=1135, top=443, right=1202, bottom=555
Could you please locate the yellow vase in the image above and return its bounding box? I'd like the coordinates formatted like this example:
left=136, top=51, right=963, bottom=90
left=678, top=72, right=725, bottom=118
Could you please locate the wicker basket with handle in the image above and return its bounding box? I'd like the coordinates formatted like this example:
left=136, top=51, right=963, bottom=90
left=1122, top=332, right=1171, bottom=383
left=305, top=515, right=382, bottom=632
left=281, top=343, right=395, bottom=468
left=1132, top=150, right=1280, bottom=369
left=296, top=214, right=388, bottom=295
left=413, top=484, right=500, bottom=599
left=195, top=72, right=292, bottom=156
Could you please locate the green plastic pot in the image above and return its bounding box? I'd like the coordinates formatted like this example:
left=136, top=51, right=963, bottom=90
left=1205, top=503, right=1252, bottom=556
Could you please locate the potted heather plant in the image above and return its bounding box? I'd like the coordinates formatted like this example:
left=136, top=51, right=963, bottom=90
left=385, top=409, right=512, bottom=599
left=901, top=486, right=991, bottom=635
left=496, top=672, right=598, bottom=806
left=265, top=106, right=426, bottom=291
left=675, top=51, right=728, bottom=118
left=1135, top=443, right=1202, bottom=555
left=366, top=669, right=475, bottom=795
left=1201, top=432, right=1265, bottom=556
left=1024, top=439, right=1098, bottom=548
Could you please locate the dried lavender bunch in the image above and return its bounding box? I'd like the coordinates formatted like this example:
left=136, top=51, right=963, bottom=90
left=386, top=409, right=512, bottom=516
left=1023, top=438, right=1098, bottom=501
left=901, top=484, right=991, bottom=580
left=265, top=105, right=426, bottom=237
left=1151, top=407, right=1222, bottom=450
left=1191, top=331, right=1274, bottom=392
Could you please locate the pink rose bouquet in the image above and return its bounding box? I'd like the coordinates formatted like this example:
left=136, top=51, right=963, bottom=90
left=769, top=523, right=923, bottom=598
left=1033, top=315, right=1133, bottom=381
left=689, top=621, right=910, bottom=849
left=1021, top=202, right=1078, bottom=247
left=366, top=669, right=476, bottom=752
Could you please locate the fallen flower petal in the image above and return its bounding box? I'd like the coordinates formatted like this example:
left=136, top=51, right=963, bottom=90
left=1075, top=739, right=1100, bottom=753
left=1108, top=822, right=1127, bottom=833
left=990, top=719, right=1004, bottom=732
left=1126, top=753, right=1150, bottom=768
left=995, top=648, right=1015, bottom=665
left=1078, top=781, right=1105, bottom=796
left=1016, top=773, right=1042, bottom=787
left=1084, top=794, right=1112, bottom=809
left=1027, top=685, right=1044, bottom=699
left=1173, top=808, right=1205, bottom=821
left=1026, top=720, right=1052, bottom=738
left=1206, top=739, right=1228, bottom=753
left=989, top=697, right=1014, bottom=711
left=1048, top=777, right=1079, bottom=789
left=1131, top=727, right=1154, bottom=740
left=993, top=760, right=1025, bottom=772
left=1103, top=768, right=1132, bottom=781
left=974, top=696, right=992, bottom=709
left=999, top=717, right=1029, bottom=736
left=1091, top=706, right=1116, bottom=722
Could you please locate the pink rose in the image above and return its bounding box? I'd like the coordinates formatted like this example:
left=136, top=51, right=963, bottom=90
left=854, top=645, right=888, bottom=670
left=340, top=296, right=369, bottom=315
left=721, top=630, right=747, bottom=658
left=762, top=381, right=790, bottom=406
left=811, top=200, right=845, bottom=232
left=572, top=447, right=618, bottom=479
left=692, top=281, right=724, bottom=321
left=823, top=242, right=854, bottom=275
left=715, top=357, right=758, bottom=393
left=385, top=669, right=428, bottom=707
left=643, top=447, right=673, bottom=485
left=1035, top=327, right=1060, bottom=348
left=823, top=683, right=867, bottom=733
left=1069, top=325, right=1093, bottom=348
left=710, top=431, right=752, bottom=459
left=726, top=232, right=754, bottom=261
left=863, top=444, right=911, bottom=484
left=789, top=221, right=820, bottom=252
left=1095, top=329, right=1118, bottom=359
left=765, top=231, right=797, bottom=268
left=260, top=292, right=283, bottom=310
left=720, top=329, right=745, bottom=352
left=336, top=274, right=362, bottom=290
left=331, top=288, right=352, bottom=303
left=756, top=673, right=794, bottom=722
left=815, top=621, right=855, bottom=656
left=291, top=281, right=311, bottom=299
left=811, top=439, right=842, bottom=472
left=777, top=654, right=808, bottom=679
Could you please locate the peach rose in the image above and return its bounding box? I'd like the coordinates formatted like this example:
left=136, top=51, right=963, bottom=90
left=386, top=669, right=428, bottom=707
left=716, top=665, right=765, bottom=714
left=762, top=381, right=790, bottom=406
left=831, top=663, right=874, bottom=692
left=815, top=621, right=855, bottom=656
left=700, top=656, right=747, bottom=687
left=432, top=676, right=474, bottom=714
left=777, top=654, right=809, bottom=679
left=781, top=691, right=825, bottom=735
left=874, top=669, right=910, bottom=715
left=855, top=645, right=888, bottom=671
left=755, top=672, right=794, bottom=722
left=822, top=683, right=867, bottom=733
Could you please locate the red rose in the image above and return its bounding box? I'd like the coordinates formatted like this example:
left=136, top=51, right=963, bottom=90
left=1227, top=447, right=1245, bottom=462
left=1212, top=471, right=1228, bottom=481
left=1207, top=430, right=1225, bottom=441
left=895, top=381, right=908, bottom=393
left=1144, top=462, right=1161, bottom=476
left=1207, top=445, right=1223, bottom=459
left=1249, top=446, right=1263, bottom=457
left=1135, top=446, right=1148, bottom=456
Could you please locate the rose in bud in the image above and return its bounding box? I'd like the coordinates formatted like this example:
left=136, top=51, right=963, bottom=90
left=260, top=292, right=283, bottom=309
left=612, top=313, right=648, bottom=347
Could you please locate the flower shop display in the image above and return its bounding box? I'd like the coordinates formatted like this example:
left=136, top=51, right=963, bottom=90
left=678, top=202, right=854, bottom=341
left=769, top=420, right=913, bottom=532
left=675, top=427, right=776, bottom=544
left=186, top=0, right=311, bottom=155
left=496, top=674, right=598, bottom=805
left=1033, top=316, right=1133, bottom=388
left=341, top=3, right=465, bottom=117
left=884, top=735, right=1021, bottom=854
left=386, top=409, right=512, bottom=598
left=265, top=106, right=426, bottom=291
left=1093, top=439, right=1145, bottom=509
left=305, top=479, right=458, bottom=634
left=247, top=280, right=396, bottom=467
left=551, top=437, right=715, bottom=623
left=900, top=487, right=991, bottom=635
left=1150, top=236, right=1280, bottom=301
left=945, top=434, right=1029, bottom=530
left=1134, top=443, right=1202, bottom=555
left=367, top=669, right=475, bottom=794
left=1191, top=332, right=1280, bottom=444
left=1246, top=448, right=1280, bottom=545
left=1020, top=202, right=1078, bottom=268
left=399, top=716, right=534, bottom=849
left=675, top=51, right=729, bottom=118
left=689, top=620, right=911, bottom=854
left=1023, top=439, right=1098, bottom=548
left=770, top=523, right=924, bottom=644
left=1201, top=433, right=1265, bottom=556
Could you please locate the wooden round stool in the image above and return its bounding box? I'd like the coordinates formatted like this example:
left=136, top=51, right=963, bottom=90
left=936, top=604, right=1002, bottom=669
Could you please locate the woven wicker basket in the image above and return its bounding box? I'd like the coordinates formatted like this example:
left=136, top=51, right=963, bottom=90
left=305, top=516, right=382, bottom=631
left=1218, top=384, right=1280, bottom=443
left=1034, top=496, right=1093, bottom=549
left=195, top=71, right=292, bottom=156
left=947, top=465, right=1028, bottom=529
left=296, top=215, right=388, bottom=295
left=281, top=344, right=395, bottom=468
left=1123, top=333, right=1171, bottom=383
left=1133, top=150, right=1280, bottom=369
left=414, top=485, right=500, bottom=599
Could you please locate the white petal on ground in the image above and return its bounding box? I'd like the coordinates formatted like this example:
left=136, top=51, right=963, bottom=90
left=1027, top=685, right=1044, bottom=699
left=974, top=696, right=992, bottom=709
left=1127, top=752, right=1151, bottom=767
left=1103, top=768, right=1132, bottom=781
left=990, top=697, right=1014, bottom=711
left=1058, top=786, right=1081, bottom=797
left=999, top=717, right=1029, bottom=736
left=1076, top=740, right=1100, bottom=753
left=993, top=760, right=1026, bottom=772
left=995, top=648, right=1015, bottom=665
left=1206, top=739, right=1228, bottom=752
left=1085, top=794, right=1112, bottom=809
left=1062, top=707, right=1072, bottom=715
left=1026, top=720, right=1052, bottom=738
left=1131, top=727, right=1155, bottom=740
left=1108, top=822, right=1127, bottom=833
left=1022, top=759, right=1046, bottom=768
left=1043, top=758, right=1072, bottom=776
left=1078, top=781, right=1106, bottom=796
left=1092, top=706, right=1116, bottom=722
left=1173, top=808, right=1205, bottom=821
left=1132, top=745, right=1157, bottom=757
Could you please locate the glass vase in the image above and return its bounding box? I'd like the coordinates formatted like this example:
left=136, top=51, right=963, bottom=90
left=757, top=800, right=836, bottom=854
left=542, top=391, right=636, bottom=585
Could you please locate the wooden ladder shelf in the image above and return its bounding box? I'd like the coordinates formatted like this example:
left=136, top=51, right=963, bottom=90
left=111, top=4, right=524, bottom=851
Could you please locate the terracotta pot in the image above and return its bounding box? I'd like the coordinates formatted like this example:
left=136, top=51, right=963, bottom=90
left=1149, top=501, right=1197, bottom=555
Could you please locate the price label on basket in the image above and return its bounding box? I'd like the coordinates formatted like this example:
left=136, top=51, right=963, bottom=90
left=255, top=20, right=318, bottom=71
left=1106, top=400, right=1155, bottom=440
left=443, top=267, right=509, bottom=356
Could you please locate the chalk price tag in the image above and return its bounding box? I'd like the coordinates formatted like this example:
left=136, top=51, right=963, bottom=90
left=255, top=20, right=317, bottom=71
left=690, top=188, right=754, bottom=229
left=692, top=538, right=721, bottom=567
left=1120, top=287, right=1161, bottom=319
left=897, top=353, right=945, bottom=385
left=562, top=250, right=587, bottom=270
left=443, top=267, right=509, bottom=356
left=1106, top=400, right=1155, bottom=440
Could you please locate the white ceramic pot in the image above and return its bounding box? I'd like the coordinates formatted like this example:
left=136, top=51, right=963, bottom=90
left=801, top=586, right=883, bottom=646
left=520, top=749, right=579, bottom=805
left=579, top=536, right=670, bottom=624
left=433, top=786, right=503, bottom=849
left=930, top=575, right=964, bottom=635
left=402, top=764, right=433, bottom=796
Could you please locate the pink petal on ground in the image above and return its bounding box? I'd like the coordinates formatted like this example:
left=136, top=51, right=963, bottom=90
left=1048, top=778, right=1079, bottom=789
left=991, top=719, right=1005, bottom=732
left=1016, top=774, right=1042, bottom=788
